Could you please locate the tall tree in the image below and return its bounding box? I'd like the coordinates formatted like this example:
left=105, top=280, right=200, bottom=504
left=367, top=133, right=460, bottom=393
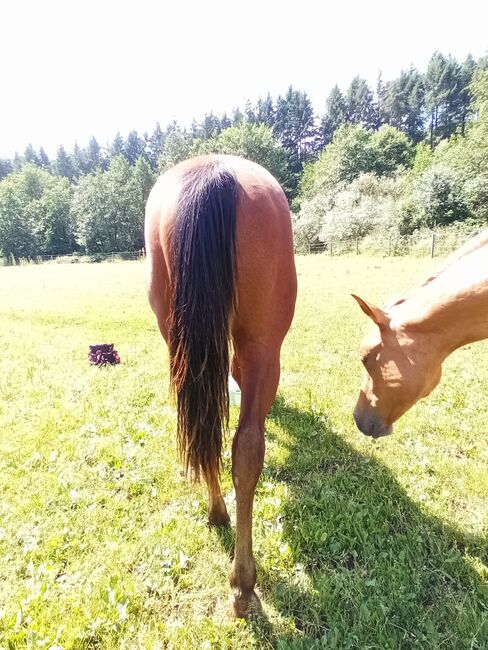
left=232, top=107, right=244, bottom=126
left=86, top=136, right=105, bottom=172
left=244, top=100, right=257, bottom=124
left=425, top=51, right=447, bottom=146
left=24, top=143, right=39, bottom=166
left=38, top=147, right=50, bottom=168
left=110, top=132, right=125, bottom=159
left=220, top=113, right=232, bottom=130
left=320, top=85, right=347, bottom=146
left=274, top=86, right=316, bottom=171
left=346, top=77, right=377, bottom=129
left=157, top=128, right=193, bottom=172
left=124, top=130, right=146, bottom=165
left=12, top=153, right=23, bottom=172
left=54, top=145, right=75, bottom=180
left=201, top=112, right=221, bottom=138
left=72, top=142, right=87, bottom=178
left=454, top=54, right=476, bottom=135
left=0, top=159, right=13, bottom=181
left=383, top=68, right=425, bottom=142
left=424, top=52, right=469, bottom=144
left=256, top=93, right=275, bottom=128
left=376, top=72, right=387, bottom=129
left=147, top=122, right=164, bottom=170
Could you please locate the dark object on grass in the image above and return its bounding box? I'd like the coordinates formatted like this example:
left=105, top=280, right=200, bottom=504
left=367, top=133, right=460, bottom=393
left=88, top=344, right=121, bottom=366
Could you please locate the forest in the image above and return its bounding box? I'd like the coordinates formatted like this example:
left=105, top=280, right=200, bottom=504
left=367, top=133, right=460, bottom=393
left=0, top=51, right=487, bottom=260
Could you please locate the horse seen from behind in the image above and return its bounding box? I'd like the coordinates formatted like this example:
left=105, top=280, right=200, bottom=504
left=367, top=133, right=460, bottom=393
left=144, top=155, right=297, bottom=616
left=352, top=230, right=488, bottom=438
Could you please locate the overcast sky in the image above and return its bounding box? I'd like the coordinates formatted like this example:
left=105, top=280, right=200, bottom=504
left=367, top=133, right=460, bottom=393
left=1, top=0, right=487, bottom=157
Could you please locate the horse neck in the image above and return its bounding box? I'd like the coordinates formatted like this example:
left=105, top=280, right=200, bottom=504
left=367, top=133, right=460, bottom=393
left=391, top=247, right=488, bottom=361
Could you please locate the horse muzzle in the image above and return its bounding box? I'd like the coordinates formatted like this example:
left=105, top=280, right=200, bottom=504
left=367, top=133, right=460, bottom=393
left=353, top=405, right=393, bottom=439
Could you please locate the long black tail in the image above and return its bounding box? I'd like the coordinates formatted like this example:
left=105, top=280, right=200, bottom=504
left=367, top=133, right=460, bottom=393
left=168, top=159, right=238, bottom=482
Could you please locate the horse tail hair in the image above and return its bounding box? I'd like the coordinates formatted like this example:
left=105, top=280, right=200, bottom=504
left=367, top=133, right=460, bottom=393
left=168, top=159, right=238, bottom=483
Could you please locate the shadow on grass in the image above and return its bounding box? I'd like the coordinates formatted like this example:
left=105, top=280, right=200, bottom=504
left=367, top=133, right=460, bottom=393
left=249, top=396, right=488, bottom=649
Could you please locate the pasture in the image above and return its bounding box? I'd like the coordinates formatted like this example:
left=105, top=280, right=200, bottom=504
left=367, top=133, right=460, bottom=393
left=0, top=256, right=487, bottom=649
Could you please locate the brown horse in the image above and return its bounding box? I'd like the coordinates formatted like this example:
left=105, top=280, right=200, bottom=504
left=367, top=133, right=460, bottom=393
left=144, top=154, right=297, bottom=616
left=352, top=229, right=488, bottom=438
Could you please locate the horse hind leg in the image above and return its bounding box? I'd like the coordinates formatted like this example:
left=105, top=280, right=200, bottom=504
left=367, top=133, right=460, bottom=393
left=205, top=351, right=242, bottom=526
left=229, top=347, right=280, bottom=617
left=205, top=467, right=230, bottom=527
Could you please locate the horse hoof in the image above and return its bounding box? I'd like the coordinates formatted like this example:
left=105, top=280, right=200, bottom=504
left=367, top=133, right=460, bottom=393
left=208, top=512, right=230, bottom=527
left=208, top=496, right=230, bottom=527
left=231, top=590, right=262, bottom=618
left=208, top=508, right=230, bottom=527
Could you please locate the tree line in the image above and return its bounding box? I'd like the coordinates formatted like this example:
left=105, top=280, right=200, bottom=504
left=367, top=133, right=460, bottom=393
left=0, top=51, right=486, bottom=260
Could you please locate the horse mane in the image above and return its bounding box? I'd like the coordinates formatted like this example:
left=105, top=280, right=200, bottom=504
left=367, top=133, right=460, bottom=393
left=386, top=229, right=488, bottom=313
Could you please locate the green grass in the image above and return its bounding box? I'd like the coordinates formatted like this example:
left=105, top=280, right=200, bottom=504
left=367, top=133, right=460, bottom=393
left=0, top=256, right=486, bottom=649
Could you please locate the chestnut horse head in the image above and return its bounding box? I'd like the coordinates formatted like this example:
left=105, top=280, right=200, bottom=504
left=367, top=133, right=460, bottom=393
left=352, top=229, right=488, bottom=438
left=351, top=294, right=442, bottom=437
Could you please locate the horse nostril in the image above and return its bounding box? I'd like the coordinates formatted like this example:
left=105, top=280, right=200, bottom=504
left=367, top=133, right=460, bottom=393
left=353, top=408, right=370, bottom=436
left=371, top=423, right=393, bottom=439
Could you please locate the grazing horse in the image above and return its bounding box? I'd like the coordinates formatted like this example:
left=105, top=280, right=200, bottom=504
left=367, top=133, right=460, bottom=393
left=144, top=154, right=297, bottom=616
left=352, top=229, right=488, bottom=438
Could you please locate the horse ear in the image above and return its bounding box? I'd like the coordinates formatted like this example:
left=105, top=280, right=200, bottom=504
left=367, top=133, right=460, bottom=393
left=351, top=294, right=390, bottom=330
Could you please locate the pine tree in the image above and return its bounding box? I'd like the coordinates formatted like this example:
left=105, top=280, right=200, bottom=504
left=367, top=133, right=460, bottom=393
left=455, top=54, right=476, bottom=135
left=244, top=100, right=257, bottom=124
left=376, top=73, right=387, bottom=128
left=147, top=122, right=164, bottom=170
left=201, top=113, right=221, bottom=138
left=256, top=93, right=275, bottom=128
left=384, top=68, right=425, bottom=142
left=220, top=113, right=232, bottom=130
left=320, top=85, right=347, bottom=146
left=346, top=77, right=377, bottom=129
left=12, top=153, right=23, bottom=171
left=425, top=51, right=450, bottom=146
left=86, top=137, right=105, bottom=172
left=0, top=159, right=13, bottom=180
left=24, top=143, right=39, bottom=165
left=232, top=108, right=244, bottom=126
left=54, top=145, right=75, bottom=180
left=38, top=148, right=50, bottom=168
left=124, top=130, right=146, bottom=165
left=110, top=132, right=125, bottom=159
left=72, top=142, right=87, bottom=178
left=274, top=86, right=316, bottom=170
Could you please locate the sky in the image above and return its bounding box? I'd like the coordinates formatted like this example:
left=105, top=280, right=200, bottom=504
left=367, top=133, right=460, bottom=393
left=1, top=0, right=487, bottom=158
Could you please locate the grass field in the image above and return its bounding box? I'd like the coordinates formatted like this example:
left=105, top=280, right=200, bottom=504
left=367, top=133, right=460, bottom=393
left=0, top=255, right=487, bottom=649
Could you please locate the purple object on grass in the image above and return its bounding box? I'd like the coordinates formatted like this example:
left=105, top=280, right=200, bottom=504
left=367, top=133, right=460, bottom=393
left=88, top=344, right=121, bottom=366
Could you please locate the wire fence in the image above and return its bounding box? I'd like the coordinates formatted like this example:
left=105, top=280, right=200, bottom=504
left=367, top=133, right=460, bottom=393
left=304, top=225, right=484, bottom=259
left=1, top=226, right=484, bottom=266
left=0, top=249, right=145, bottom=266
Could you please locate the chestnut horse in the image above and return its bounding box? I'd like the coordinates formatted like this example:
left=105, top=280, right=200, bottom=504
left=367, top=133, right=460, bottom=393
left=144, top=155, right=297, bottom=616
left=352, top=229, right=488, bottom=438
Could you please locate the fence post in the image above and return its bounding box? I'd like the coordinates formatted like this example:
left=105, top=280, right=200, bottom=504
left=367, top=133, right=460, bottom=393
left=431, top=231, right=436, bottom=258
left=330, top=239, right=333, bottom=257
left=356, top=238, right=359, bottom=255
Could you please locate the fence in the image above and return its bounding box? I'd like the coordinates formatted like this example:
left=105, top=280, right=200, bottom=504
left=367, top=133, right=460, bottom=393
left=2, top=227, right=484, bottom=266
left=0, top=249, right=145, bottom=266
left=305, top=226, right=484, bottom=259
